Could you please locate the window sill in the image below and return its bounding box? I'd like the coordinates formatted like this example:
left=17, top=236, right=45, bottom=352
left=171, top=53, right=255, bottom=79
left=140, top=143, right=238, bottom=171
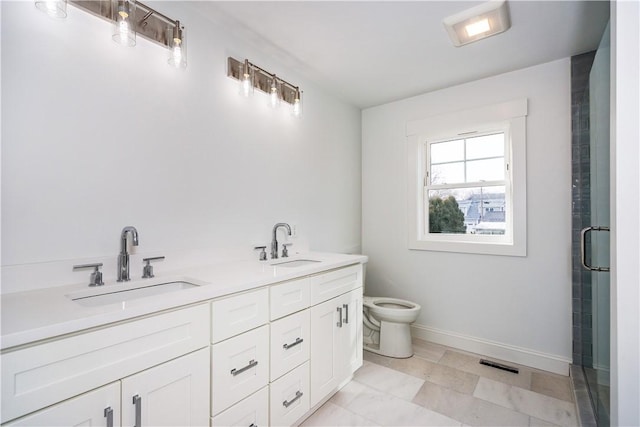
left=408, top=238, right=526, bottom=257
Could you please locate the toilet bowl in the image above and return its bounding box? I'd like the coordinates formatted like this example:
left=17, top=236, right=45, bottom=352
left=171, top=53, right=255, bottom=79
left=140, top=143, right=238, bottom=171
left=362, top=296, right=421, bottom=358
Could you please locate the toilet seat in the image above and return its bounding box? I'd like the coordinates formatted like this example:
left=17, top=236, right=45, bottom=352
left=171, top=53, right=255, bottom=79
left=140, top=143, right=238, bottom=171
left=363, top=297, right=421, bottom=324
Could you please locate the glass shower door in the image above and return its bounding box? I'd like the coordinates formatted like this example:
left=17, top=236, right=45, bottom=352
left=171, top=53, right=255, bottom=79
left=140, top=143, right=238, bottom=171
left=581, top=23, right=610, bottom=426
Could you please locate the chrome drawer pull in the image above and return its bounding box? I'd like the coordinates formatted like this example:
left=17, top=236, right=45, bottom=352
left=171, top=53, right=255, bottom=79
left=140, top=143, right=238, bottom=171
left=336, top=307, right=343, bottom=327
left=104, top=407, right=113, bottom=427
left=282, top=390, right=303, bottom=408
left=283, top=337, right=304, bottom=350
left=231, top=359, right=258, bottom=376
left=132, top=395, right=142, bottom=427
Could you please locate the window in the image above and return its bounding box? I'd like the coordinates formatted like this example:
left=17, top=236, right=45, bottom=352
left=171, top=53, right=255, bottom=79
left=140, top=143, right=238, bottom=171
left=406, top=99, right=527, bottom=256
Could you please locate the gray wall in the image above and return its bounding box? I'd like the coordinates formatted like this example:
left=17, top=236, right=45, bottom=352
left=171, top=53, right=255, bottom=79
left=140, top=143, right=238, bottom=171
left=362, top=59, right=572, bottom=373
left=1, top=2, right=362, bottom=292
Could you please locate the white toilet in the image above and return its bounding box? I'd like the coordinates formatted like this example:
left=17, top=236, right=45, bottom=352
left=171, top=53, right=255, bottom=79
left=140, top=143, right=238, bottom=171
left=362, top=295, right=421, bottom=358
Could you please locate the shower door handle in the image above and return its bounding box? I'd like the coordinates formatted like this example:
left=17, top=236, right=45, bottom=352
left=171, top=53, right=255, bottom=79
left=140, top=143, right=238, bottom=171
left=580, top=226, right=610, bottom=272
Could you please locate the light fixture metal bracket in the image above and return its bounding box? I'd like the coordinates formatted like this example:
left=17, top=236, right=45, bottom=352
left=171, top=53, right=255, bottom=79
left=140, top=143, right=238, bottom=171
left=68, top=0, right=181, bottom=48
left=227, top=57, right=301, bottom=106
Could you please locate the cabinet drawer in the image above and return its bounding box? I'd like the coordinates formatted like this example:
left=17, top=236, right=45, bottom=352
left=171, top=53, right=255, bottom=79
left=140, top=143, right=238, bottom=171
left=211, top=325, right=269, bottom=416
left=269, top=361, right=310, bottom=427
left=211, top=288, right=269, bottom=344
left=1, top=304, right=209, bottom=424
left=211, top=386, right=268, bottom=427
left=309, top=264, right=362, bottom=305
left=270, top=277, right=310, bottom=321
left=270, top=310, right=310, bottom=381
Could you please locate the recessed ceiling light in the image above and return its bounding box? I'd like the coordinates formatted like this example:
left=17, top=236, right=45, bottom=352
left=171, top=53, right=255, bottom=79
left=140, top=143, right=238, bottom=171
left=465, top=19, right=491, bottom=38
left=443, top=0, right=511, bottom=47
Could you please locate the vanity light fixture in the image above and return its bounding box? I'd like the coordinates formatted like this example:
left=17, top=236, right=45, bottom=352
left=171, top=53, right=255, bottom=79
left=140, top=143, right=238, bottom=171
left=228, top=57, right=303, bottom=117
left=35, top=0, right=187, bottom=68
left=443, top=0, right=511, bottom=47
left=34, top=0, right=67, bottom=18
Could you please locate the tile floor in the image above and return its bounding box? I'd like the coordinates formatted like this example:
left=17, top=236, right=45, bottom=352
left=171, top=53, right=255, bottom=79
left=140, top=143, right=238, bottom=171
left=302, top=339, right=579, bottom=426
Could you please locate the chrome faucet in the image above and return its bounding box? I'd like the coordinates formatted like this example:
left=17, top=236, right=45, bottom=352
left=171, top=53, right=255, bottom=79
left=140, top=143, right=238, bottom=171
left=271, top=223, right=292, bottom=259
left=117, top=226, right=139, bottom=282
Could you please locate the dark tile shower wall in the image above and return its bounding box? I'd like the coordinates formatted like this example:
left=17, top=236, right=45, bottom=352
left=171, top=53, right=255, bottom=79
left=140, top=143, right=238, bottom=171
left=571, top=51, right=596, bottom=366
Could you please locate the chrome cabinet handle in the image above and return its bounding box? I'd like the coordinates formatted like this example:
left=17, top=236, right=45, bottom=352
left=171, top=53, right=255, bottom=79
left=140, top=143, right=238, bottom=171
left=283, top=337, right=304, bottom=350
left=249, top=424, right=257, bottom=427
left=580, top=226, right=610, bottom=272
left=336, top=307, right=343, bottom=327
left=133, top=395, right=142, bottom=427
left=343, top=303, right=349, bottom=324
left=282, top=391, right=303, bottom=408
left=104, top=407, right=113, bottom=427
left=231, top=359, right=258, bottom=376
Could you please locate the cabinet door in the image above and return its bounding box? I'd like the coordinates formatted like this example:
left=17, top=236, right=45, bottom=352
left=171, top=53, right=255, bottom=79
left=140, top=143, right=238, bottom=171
left=309, top=295, right=343, bottom=408
left=309, top=289, right=363, bottom=408
left=121, top=348, right=209, bottom=427
left=341, top=289, right=363, bottom=377
left=4, top=382, right=120, bottom=427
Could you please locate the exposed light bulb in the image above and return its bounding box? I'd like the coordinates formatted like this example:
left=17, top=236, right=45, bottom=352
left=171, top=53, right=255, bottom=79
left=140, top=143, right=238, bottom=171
left=269, top=77, right=280, bottom=109
left=112, top=0, right=135, bottom=46
left=167, top=21, right=187, bottom=68
left=119, top=19, right=130, bottom=40
left=242, top=75, right=252, bottom=97
left=172, top=45, right=182, bottom=65
left=239, top=59, right=253, bottom=97
left=292, top=88, right=302, bottom=118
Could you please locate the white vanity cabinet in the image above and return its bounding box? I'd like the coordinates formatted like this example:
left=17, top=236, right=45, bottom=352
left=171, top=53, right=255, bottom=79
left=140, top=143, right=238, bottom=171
left=1, top=304, right=210, bottom=426
left=1, top=258, right=366, bottom=427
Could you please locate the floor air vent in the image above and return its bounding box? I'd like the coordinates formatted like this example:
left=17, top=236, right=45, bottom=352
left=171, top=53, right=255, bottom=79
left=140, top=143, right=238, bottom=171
left=479, top=359, right=519, bottom=374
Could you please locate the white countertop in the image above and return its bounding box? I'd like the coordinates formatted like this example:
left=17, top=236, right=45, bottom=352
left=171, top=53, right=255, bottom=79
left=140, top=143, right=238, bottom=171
left=1, top=252, right=367, bottom=350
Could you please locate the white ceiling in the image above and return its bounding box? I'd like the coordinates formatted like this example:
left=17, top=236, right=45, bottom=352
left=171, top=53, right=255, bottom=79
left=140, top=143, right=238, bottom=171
left=190, top=1, right=609, bottom=109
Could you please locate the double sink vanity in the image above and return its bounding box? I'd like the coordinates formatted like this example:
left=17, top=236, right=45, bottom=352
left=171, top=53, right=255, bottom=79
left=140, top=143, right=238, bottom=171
left=0, top=251, right=367, bottom=427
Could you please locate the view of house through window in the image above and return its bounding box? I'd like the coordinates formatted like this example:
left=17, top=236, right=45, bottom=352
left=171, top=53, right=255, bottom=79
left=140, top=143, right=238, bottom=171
left=426, top=132, right=508, bottom=236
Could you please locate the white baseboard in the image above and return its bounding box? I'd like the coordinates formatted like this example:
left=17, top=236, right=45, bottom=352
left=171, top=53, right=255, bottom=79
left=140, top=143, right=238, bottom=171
left=411, top=323, right=571, bottom=376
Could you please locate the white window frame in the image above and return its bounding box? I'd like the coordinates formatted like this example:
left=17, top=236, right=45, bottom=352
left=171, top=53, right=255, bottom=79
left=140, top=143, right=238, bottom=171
left=406, top=99, right=528, bottom=256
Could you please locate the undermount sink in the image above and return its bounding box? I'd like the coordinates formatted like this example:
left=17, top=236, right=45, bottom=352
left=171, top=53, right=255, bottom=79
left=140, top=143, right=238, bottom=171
left=69, top=281, right=199, bottom=307
left=271, top=259, right=321, bottom=268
